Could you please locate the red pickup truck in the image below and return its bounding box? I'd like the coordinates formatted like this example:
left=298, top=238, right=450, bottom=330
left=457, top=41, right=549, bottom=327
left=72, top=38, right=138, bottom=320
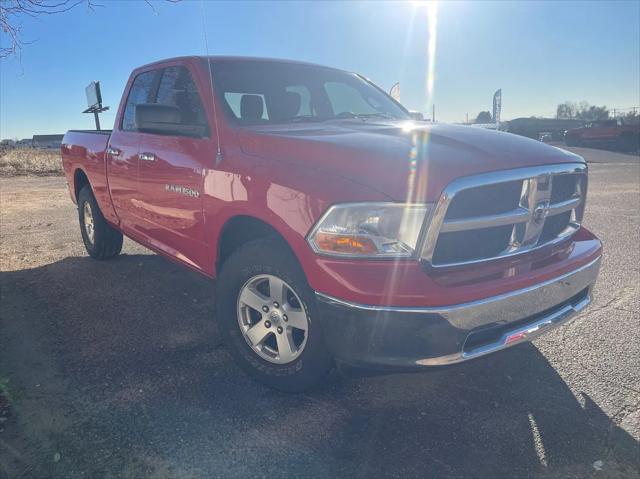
left=565, top=118, right=640, bottom=151
left=62, top=56, right=602, bottom=391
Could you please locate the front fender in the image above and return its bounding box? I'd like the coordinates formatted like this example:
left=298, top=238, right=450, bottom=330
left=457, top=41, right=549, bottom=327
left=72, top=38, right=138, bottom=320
left=201, top=154, right=390, bottom=279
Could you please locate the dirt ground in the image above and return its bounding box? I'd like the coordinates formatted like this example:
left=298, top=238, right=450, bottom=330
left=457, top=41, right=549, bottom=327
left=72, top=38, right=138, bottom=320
left=0, top=146, right=638, bottom=479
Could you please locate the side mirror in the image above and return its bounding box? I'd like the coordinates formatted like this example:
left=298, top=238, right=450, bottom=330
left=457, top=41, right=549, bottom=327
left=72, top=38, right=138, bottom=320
left=135, top=103, right=205, bottom=137
left=408, top=111, right=424, bottom=121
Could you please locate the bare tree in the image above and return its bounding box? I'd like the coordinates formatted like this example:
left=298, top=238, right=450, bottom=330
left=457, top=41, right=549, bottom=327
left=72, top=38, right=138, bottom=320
left=557, top=101, right=609, bottom=121
left=556, top=101, right=577, bottom=119
left=1, top=0, right=179, bottom=58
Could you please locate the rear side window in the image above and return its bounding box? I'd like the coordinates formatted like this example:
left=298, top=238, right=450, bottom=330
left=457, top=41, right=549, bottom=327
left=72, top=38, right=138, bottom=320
left=121, top=71, right=157, bottom=131
left=156, top=66, right=209, bottom=134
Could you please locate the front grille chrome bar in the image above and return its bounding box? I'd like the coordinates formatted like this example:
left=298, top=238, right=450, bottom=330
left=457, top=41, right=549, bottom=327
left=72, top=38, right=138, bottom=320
left=440, top=195, right=582, bottom=234
left=421, top=163, right=587, bottom=268
left=548, top=196, right=581, bottom=215
left=441, top=207, right=529, bottom=233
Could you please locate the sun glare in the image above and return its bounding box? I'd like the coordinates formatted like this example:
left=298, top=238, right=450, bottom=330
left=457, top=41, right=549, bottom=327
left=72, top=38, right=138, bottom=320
left=409, top=0, right=439, bottom=111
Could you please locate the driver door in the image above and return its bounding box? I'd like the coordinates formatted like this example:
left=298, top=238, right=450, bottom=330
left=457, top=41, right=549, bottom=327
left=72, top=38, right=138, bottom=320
left=131, top=65, right=211, bottom=271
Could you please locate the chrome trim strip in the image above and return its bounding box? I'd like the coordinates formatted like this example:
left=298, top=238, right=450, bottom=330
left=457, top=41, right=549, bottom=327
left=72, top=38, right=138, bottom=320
left=440, top=198, right=582, bottom=233
left=547, top=196, right=581, bottom=216
left=420, top=163, right=587, bottom=268
left=441, top=207, right=529, bottom=233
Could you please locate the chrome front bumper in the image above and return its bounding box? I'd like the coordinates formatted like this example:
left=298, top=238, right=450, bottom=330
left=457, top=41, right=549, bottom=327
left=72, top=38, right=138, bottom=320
left=316, top=256, right=601, bottom=369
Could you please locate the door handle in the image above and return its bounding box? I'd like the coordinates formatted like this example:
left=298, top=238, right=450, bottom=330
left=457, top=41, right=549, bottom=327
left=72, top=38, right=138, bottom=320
left=139, top=152, right=156, bottom=162
left=106, top=146, right=122, bottom=157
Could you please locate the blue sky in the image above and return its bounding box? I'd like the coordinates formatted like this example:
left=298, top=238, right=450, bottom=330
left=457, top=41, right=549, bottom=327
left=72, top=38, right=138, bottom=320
left=1, top=0, right=639, bottom=139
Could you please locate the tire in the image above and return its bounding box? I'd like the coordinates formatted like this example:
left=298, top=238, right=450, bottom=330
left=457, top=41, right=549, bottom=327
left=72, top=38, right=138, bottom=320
left=215, top=237, right=333, bottom=392
left=78, top=185, right=123, bottom=260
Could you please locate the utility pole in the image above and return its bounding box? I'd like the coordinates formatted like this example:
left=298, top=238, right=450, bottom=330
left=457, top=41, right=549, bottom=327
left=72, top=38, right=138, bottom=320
left=432, top=104, right=435, bottom=122
left=466, top=113, right=469, bottom=124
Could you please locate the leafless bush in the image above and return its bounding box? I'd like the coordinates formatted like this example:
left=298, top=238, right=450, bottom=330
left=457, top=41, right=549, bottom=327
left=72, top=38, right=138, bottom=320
left=0, top=148, right=63, bottom=176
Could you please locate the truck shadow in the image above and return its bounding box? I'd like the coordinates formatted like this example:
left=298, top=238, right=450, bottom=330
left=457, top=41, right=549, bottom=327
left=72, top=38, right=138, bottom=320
left=1, top=254, right=638, bottom=479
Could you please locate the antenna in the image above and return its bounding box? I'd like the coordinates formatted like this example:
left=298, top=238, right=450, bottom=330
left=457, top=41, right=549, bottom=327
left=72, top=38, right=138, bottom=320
left=200, top=0, right=223, bottom=166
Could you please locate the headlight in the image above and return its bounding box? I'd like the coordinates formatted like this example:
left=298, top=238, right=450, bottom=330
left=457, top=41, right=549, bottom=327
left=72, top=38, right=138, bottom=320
left=307, top=203, right=432, bottom=258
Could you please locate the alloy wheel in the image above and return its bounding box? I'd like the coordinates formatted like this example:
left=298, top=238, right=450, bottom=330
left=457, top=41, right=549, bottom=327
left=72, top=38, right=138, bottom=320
left=83, top=201, right=95, bottom=245
left=236, top=274, right=309, bottom=364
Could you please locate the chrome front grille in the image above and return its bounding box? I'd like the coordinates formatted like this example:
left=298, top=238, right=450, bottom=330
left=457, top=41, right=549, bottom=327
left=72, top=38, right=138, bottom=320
left=421, top=163, right=587, bottom=267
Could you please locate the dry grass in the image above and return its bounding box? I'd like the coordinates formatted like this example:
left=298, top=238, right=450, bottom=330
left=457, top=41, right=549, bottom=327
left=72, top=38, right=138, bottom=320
left=0, top=148, right=63, bottom=177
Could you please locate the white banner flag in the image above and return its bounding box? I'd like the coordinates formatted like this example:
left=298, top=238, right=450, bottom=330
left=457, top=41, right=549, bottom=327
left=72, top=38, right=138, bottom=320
left=390, top=82, right=400, bottom=102
left=493, top=89, right=502, bottom=124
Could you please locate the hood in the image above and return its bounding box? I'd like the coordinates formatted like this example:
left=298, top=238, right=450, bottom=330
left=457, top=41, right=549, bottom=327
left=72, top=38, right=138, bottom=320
left=237, top=121, right=585, bottom=202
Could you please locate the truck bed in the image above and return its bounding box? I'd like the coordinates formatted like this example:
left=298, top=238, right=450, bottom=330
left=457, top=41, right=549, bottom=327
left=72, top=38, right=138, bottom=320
left=61, top=129, right=117, bottom=224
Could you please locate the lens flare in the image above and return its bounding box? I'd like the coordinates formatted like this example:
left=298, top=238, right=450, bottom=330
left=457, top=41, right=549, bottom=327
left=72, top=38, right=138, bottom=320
left=380, top=1, right=439, bottom=308
left=424, top=1, right=438, bottom=111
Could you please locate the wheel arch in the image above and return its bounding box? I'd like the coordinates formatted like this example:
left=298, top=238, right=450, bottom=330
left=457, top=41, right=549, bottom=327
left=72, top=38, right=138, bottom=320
left=216, top=215, right=303, bottom=274
left=73, top=168, right=90, bottom=202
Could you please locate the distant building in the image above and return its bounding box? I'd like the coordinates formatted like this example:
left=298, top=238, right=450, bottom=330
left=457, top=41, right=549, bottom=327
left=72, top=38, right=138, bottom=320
left=503, top=118, right=585, bottom=141
left=32, top=134, right=64, bottom=149
left=16, top=138, right=32, bottom=148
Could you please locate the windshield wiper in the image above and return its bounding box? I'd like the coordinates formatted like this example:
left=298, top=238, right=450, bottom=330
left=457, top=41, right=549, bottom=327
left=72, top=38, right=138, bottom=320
left=332, top=112, right=397, bottom=121
left=278, top=112, right=399, bottom=124
left=352, top=113, right=397, bottom=120
left=278, top=115, right=327, bottom=124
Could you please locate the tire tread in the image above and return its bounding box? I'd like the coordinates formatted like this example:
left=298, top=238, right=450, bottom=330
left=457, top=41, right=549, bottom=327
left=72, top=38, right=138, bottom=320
left=78, top=185, right=123, bottom=260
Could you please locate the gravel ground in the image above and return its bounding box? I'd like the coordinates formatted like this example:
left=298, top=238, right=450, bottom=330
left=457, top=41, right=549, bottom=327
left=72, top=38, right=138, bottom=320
left=0, top=146, right=638, bottom=479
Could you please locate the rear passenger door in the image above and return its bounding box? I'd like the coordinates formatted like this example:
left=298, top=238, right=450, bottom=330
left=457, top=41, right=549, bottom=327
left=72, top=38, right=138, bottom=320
left=133, top=65, right=211, bottom=271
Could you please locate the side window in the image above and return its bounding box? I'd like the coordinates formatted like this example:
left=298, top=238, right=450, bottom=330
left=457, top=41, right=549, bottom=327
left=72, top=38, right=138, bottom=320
left=121, top=71, right=157, bottom=131
left=156, top=66, right=209, bottom=134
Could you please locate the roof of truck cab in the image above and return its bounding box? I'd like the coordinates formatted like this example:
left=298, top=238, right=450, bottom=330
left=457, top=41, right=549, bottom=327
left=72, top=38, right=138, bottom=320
left=135, top=55, right=336, bottom=71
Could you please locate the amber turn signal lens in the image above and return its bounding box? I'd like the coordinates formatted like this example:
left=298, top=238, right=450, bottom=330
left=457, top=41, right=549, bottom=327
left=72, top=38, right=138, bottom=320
left=315, top=232, right=378, bottom=254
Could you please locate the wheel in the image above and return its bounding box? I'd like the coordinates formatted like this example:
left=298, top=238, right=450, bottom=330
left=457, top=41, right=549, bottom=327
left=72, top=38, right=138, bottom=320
left=215, top=238, right=333, bottom=392
left=78, top=185, right=123, bottom=260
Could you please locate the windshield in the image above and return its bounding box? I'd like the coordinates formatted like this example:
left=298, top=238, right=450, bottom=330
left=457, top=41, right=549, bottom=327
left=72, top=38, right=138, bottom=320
left=209, top=60, right=410, bottom=125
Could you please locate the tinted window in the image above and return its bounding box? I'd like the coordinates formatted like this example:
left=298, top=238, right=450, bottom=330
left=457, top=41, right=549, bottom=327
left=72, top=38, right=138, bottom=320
left=122, top=70, right=156, bottom=131
left=210, top=61, right=408, bottom=125
left=156, top=66, right=208, bottom=133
